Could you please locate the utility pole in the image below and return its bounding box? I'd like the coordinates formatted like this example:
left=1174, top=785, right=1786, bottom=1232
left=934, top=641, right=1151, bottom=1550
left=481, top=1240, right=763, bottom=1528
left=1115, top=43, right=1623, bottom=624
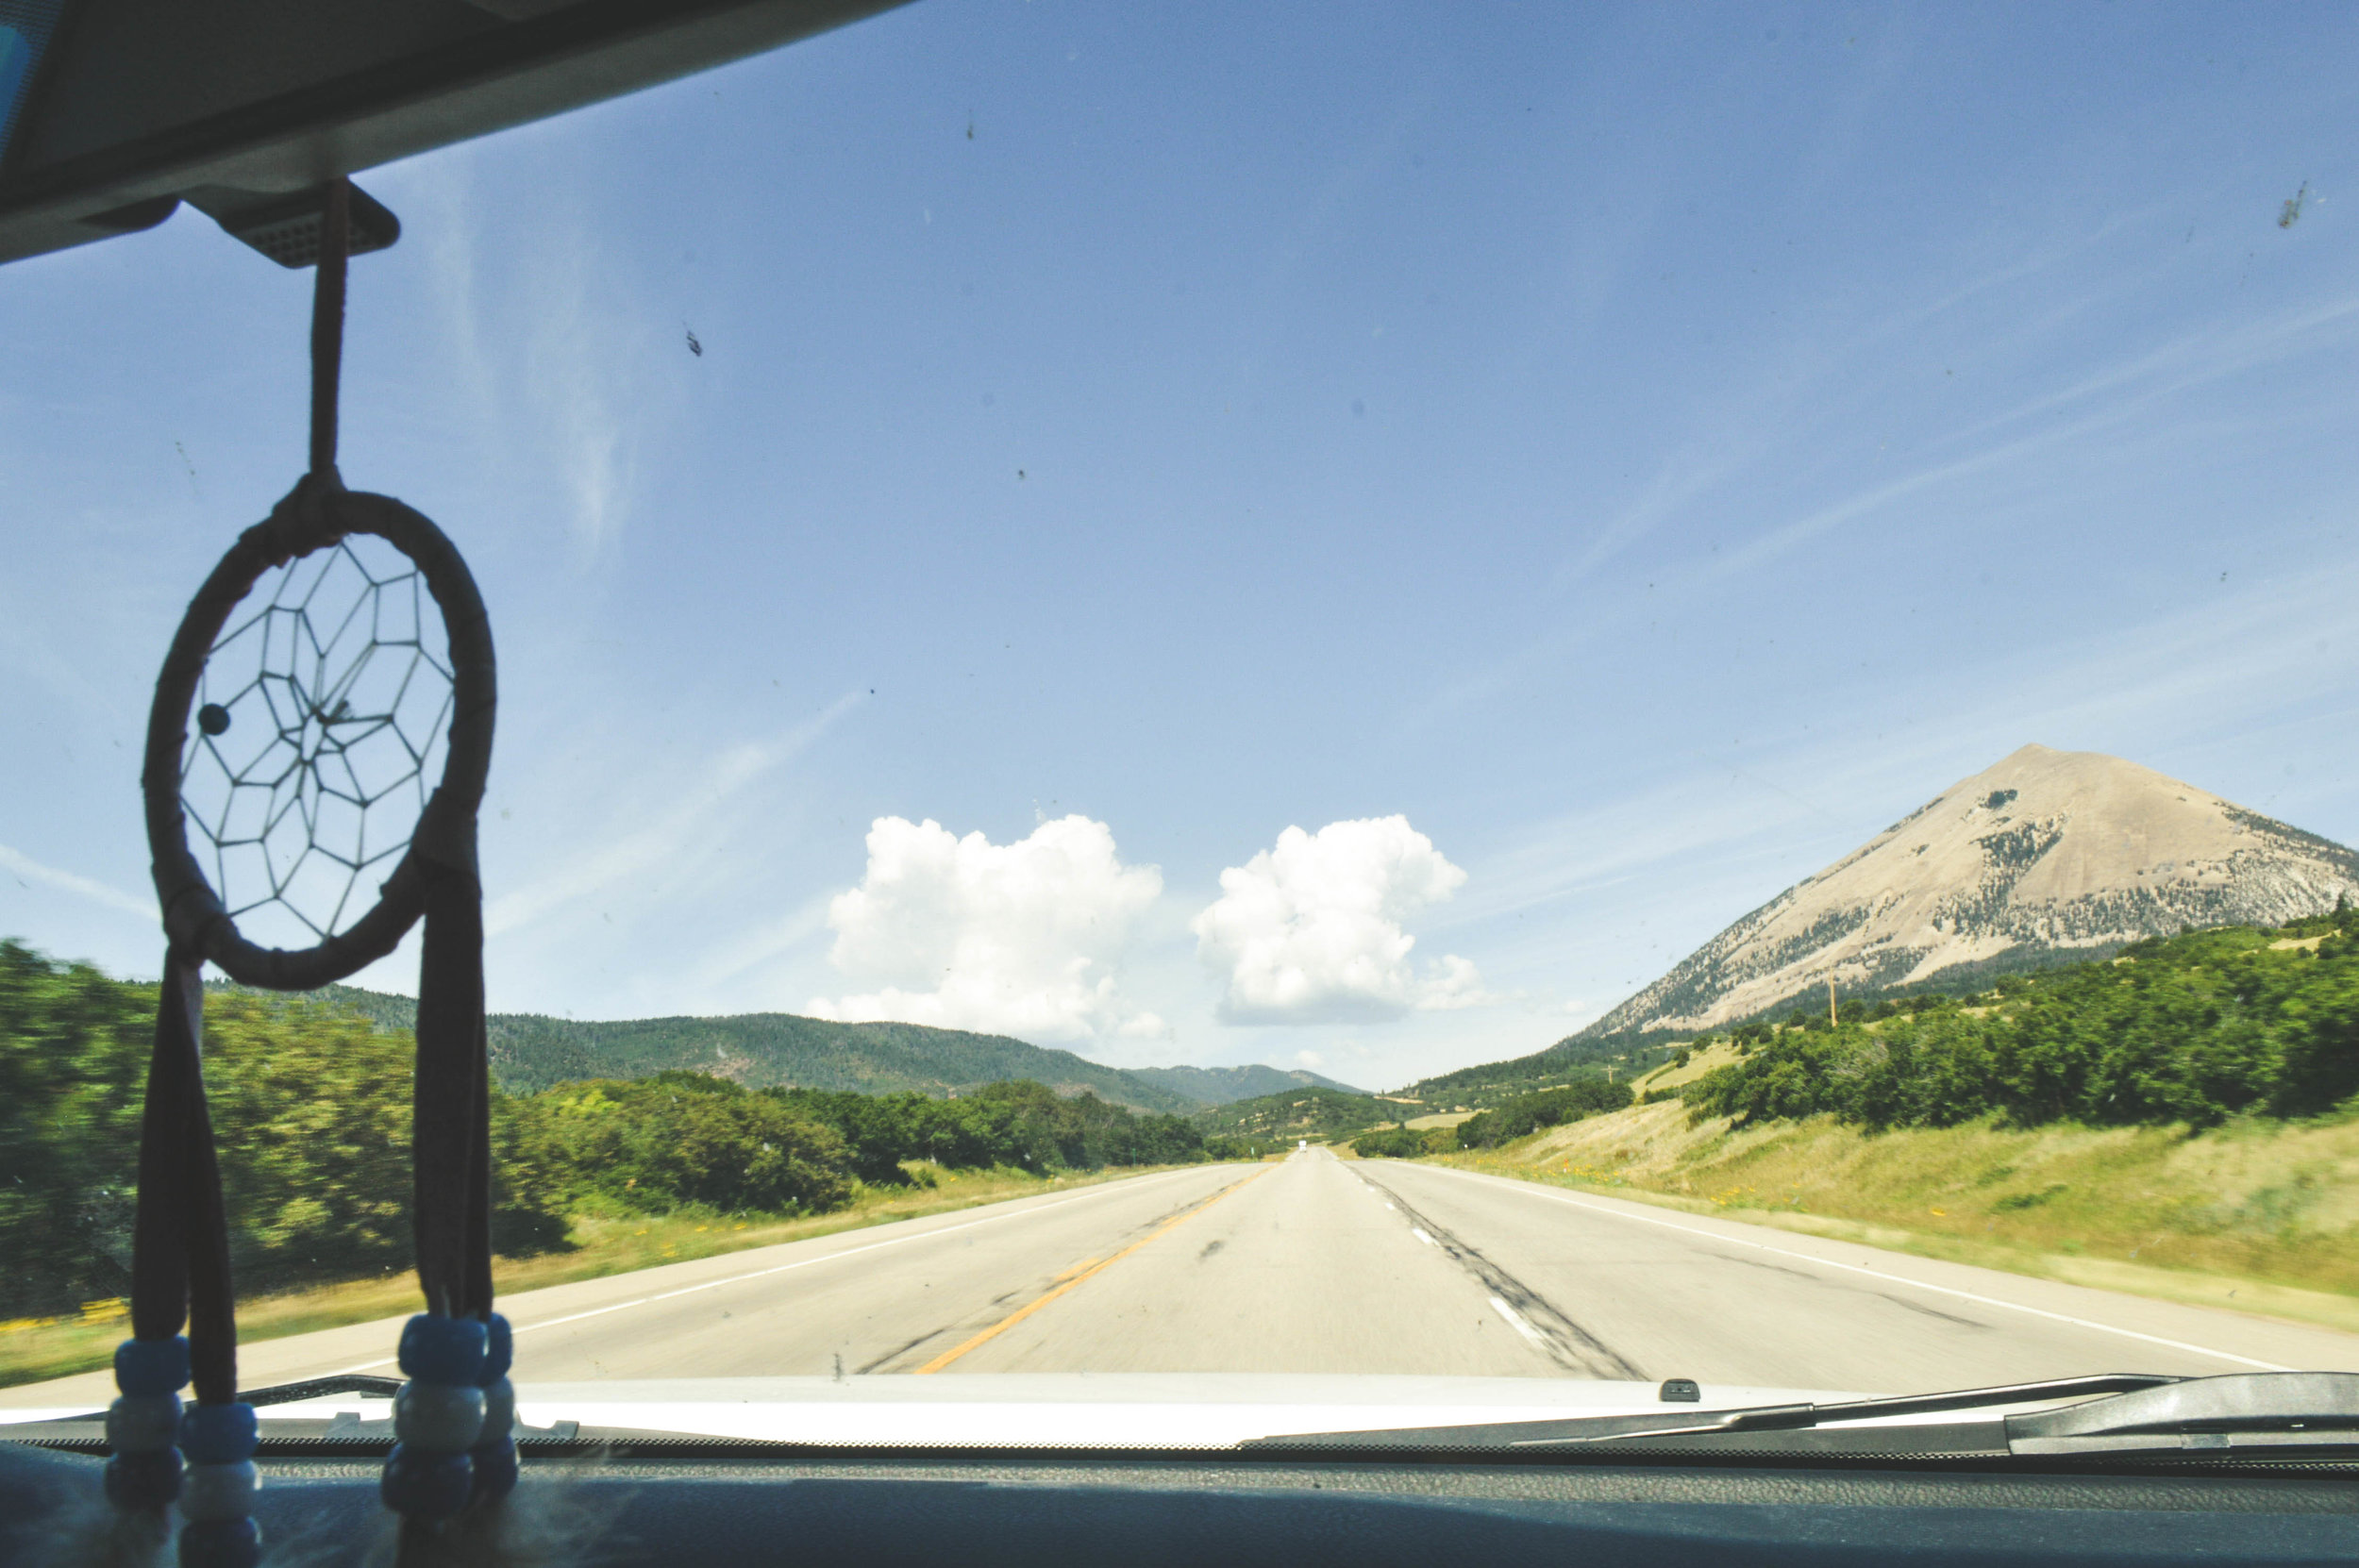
left=1828, top=975, right=1838, bottom=1027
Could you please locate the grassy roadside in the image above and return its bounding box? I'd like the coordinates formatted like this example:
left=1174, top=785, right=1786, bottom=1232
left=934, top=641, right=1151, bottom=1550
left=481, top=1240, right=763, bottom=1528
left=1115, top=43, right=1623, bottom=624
left=0, top=1162, right=1189, bottom=1390
left=1429, top=1100, right=2359, bottom=1340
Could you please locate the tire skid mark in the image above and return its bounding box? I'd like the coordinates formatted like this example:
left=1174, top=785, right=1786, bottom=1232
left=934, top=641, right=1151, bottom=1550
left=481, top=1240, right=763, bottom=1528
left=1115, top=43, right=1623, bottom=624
left=865, top=1176, right=1261, bottom=1374
left=856, top=1328, right=938, bottom=1375
left=1357, top=1169, right=1645, bottom=1380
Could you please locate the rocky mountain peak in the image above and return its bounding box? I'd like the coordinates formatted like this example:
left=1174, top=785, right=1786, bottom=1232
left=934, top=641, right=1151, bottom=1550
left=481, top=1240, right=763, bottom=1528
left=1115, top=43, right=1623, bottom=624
left=1581, top=745, right=2359, bottom=1037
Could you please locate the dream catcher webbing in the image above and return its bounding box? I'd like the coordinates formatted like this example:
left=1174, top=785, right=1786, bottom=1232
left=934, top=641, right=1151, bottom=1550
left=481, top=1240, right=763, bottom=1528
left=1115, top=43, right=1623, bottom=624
left=108, top=180, right=508, bottom=1567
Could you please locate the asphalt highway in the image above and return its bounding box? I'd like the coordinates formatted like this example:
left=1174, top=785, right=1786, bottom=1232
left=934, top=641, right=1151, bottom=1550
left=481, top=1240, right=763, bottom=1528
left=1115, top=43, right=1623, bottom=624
left=10, top=1148, right=2359, bottom=1410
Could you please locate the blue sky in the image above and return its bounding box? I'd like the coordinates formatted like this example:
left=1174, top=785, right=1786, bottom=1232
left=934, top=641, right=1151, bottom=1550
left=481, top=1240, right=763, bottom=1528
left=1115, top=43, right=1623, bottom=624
left=4, top=2, right=2355, bottom=1091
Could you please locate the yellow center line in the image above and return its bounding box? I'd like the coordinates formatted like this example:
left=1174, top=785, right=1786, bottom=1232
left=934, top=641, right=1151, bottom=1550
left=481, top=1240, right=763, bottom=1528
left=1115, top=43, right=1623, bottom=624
left=913, top=1170, right=1267, bottom=1375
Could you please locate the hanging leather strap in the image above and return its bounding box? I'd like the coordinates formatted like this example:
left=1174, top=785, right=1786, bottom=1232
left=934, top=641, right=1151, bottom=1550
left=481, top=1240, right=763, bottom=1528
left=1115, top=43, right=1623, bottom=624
left=127, top=951, right=197, bottom=1346
left=130, top=949, right=239, bottom=1403
left=411, top=812, right=493, bottom=1321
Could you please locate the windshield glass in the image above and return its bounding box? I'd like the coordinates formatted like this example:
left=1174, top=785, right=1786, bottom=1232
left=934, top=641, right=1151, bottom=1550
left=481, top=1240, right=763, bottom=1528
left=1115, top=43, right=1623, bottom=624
left=5, top=2, right=2359, bottom=1431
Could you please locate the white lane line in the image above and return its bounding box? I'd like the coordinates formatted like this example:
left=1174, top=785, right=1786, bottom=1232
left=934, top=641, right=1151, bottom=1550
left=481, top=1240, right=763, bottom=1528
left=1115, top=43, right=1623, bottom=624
left=1412, top=1164, right=2286, bottom=1373
left=322, top=1165, right=1238, bottom=1374
left=1411, top=1227, right=1436, bottom=1246
left=1488, top=1295, right=1546, bottom=1348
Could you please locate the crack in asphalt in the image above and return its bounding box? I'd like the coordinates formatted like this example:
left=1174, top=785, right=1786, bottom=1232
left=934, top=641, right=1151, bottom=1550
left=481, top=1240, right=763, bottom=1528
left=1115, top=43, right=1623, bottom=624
left=1355, top=1169, right=1645, bottom=1380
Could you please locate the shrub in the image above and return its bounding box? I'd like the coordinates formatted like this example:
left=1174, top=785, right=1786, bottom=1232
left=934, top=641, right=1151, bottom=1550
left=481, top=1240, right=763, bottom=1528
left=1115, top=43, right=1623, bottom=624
left=1454, top=1077, right=1633, bottom=1149
left=1684, top=912, right=2359, bottom=1132
left=0, top=943, right=568, bottom=1316
left=521, top=1072, right=852, bottom=1214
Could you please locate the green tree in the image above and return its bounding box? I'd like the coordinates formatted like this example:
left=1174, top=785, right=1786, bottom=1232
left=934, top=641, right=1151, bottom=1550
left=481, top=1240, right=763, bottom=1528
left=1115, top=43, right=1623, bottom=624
left=0, top=944, right=569, bottom=1317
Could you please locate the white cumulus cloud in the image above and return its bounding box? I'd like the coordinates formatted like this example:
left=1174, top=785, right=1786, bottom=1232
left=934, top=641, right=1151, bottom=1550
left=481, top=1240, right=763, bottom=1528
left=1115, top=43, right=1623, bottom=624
left=807, top=815, right=1165, bottom=1046
left=1192, top=816, right=1495, bottom=1025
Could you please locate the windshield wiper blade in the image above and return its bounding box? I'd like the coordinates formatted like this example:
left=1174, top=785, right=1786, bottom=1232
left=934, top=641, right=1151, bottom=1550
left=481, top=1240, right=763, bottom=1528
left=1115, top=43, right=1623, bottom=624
left=1516, top=1374, right=2183, bottom=1449
left=1242, top=1375, right=2179, bottom=1451
left=2004, top=1372, right=2359, bottom=1456
left=1506, top=1373, right=2359, bottom=1459
left=7, top=1375, right=405, bottom=1426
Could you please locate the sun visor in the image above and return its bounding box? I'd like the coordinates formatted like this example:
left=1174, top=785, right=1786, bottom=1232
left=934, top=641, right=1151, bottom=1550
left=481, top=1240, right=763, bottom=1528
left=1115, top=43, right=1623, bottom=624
left=0, top=0, right=905, bottom=268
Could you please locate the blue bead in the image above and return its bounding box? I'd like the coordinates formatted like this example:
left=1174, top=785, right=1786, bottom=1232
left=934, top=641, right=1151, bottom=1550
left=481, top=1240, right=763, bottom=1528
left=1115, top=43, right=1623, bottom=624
left=481, top=1313, right=513, bottom=1383
left=394, top=1379, right=485, bottom=1450
left=177, top=1516, right=262, bottom=1568
left=479, top=1377, right=515, bottom=1443
left=104, top=1449, right=183, bottom=1510
left=397, top=1314, right=488, bottom=1384
left=468, top=1436, right=518, bottom=1505
left=179, top=1460, right=259, bottom=1521
left=108, top=1393, right=184, bottom=1452
left=115, top=1336, right=191, bottom=1396
left=177, top=1403, right=258, bottom=1463
left=381, top=1444, right=473, bottom=1518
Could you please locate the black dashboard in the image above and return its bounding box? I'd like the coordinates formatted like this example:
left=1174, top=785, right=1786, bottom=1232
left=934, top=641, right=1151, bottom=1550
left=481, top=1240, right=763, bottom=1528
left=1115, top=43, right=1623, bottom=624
left=10, top=1443, right=2359, bottom=1566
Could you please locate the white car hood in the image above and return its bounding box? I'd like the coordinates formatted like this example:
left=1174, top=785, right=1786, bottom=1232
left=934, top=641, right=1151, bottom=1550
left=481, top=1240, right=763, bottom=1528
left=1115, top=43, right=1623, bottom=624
left=8, top=1374, right=1891, bottom=1448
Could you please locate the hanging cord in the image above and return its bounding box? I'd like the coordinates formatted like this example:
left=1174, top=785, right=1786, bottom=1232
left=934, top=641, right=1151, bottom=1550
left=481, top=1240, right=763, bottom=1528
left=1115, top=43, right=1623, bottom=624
left=310, top=177, right=349, bottom=479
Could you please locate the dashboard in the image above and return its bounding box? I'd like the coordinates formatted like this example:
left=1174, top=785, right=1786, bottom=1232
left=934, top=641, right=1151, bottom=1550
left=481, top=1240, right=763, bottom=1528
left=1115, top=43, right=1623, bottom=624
left=10, top=1441, right=2359, bottom=1566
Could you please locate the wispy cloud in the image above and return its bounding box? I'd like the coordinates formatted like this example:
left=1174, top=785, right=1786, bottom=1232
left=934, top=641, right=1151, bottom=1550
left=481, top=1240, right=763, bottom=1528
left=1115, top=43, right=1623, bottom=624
left=681, top=891, right=836, bottom=998
left=397, top=154, right=671, bottom=566
left=1721, top=291, right=2359, bottom=578
left=483, top=691, right=862, bottom=939
left=1923, top=290, right=2359, bottom=466
left=529, top=242, right=646, bottom=565
left=0, top=843, right=153, bottom=921
left=1404, top=248, right=2359, bottom=742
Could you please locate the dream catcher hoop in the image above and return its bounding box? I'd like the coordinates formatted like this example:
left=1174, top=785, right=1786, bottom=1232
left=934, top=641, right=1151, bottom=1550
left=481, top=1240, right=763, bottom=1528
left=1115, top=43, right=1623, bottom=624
left=146, top=491, right=492, bottom=987
left=104, top=181, right=511, bottom=1568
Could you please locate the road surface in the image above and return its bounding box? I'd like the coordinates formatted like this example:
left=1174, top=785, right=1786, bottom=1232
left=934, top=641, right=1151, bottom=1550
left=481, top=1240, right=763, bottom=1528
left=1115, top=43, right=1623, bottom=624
left=9, top=1148, right=2359, bottom=1408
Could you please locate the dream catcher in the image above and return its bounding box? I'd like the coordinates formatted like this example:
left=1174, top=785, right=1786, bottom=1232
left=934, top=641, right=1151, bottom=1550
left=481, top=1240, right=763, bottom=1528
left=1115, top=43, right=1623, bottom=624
left=103, top=181, right=507, bottom=1567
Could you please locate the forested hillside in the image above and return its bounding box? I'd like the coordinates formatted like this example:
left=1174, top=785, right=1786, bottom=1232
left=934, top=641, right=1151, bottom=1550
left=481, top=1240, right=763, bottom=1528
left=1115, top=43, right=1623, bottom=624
left=1681, top=909, right=2359, bottom=1131
left=1192, top=1085, right=1386, bottom=1142
left=8, top=943, right=1209, bottom=1319
left=1126, top=1062, right=1367, bottom=1104
left=1354, top=1078, right=1632, bottom=1159
left=1399, top=1036, right=1675, bottom=1109
left=206, top=981, right=1200, bottom=1113
left=481, top=1010, right=1203, bottom=1110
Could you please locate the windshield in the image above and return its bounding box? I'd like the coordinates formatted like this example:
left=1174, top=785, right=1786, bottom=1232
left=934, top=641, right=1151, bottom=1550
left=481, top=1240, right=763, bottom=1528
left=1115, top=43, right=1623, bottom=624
left=5, top=2, right=2359, bottom=1435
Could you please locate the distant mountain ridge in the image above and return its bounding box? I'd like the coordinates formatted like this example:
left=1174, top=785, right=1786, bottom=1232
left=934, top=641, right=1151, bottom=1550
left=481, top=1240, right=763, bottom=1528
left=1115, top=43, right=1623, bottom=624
left=1581, top=743, right=2359, bottom=1039
left=208, top=981, right=1341, bottom=1114
left=1191, top=1086, right=1387, bottom=1141
left=1126, top=1063, right=1368, bottom=1104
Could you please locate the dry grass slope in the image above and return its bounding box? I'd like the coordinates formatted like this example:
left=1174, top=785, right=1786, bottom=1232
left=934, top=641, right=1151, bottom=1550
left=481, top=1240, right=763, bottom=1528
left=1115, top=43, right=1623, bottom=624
left=1442, top=1099, right=2359, bottom=1336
